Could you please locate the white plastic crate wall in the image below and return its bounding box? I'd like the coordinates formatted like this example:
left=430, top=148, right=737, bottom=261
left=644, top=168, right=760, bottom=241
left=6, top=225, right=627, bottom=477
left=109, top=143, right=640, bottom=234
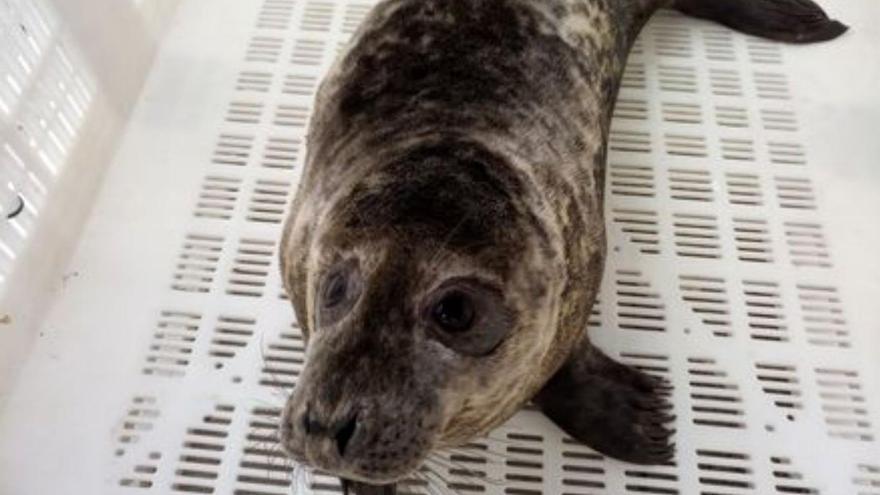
left=0, top=0, right=94, bottom=292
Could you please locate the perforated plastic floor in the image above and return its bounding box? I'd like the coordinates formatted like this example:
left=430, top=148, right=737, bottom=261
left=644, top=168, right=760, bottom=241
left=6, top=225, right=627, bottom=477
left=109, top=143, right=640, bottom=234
left=2, top=0, right=879, bottom=494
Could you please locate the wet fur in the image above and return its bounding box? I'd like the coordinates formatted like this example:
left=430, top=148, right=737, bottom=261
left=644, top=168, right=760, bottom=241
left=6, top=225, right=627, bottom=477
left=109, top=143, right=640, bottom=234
left=279, top=0, right=847, bottom=490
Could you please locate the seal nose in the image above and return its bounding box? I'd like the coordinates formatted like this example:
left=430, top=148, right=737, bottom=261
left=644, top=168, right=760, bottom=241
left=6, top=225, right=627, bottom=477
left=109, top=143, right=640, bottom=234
left=302, top=405, right=359, bottom=458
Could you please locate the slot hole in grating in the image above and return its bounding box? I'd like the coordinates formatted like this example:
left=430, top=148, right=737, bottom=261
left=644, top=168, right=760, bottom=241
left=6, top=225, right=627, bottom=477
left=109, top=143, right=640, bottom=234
left=720, top=137, right=756, bottom=161
left=226, top=101, right=264, bottom=125
left=619, top=352, right=672, bottom=379
left=282, top=73, right=318, bottom=97
left=770, top=456, right=819, bottom=494
left=194, top=175, right=242, bottom=221
left=612, top=208, right=660, bottom=254
left=852, top=464, right=880, bottom=494
left=143, top=311, right=202, bottom=377
left=743, top=280, right=788, bottom=343
left=665, top=133, right=706, bottom=157
left=688, top=358, right=745, bottom=429
left=815, top=368, right=874, bottom=442
left=227, top=238, right=275, bottom=298
left=256, top=0, right=295, bottom=30
left=709, top=68, right=743, bottom=97
left=272, top=103, right=310, bottom=127
left=246, top=179, right=292, bottom=224
left=621, top=62, right=647, bottom=90
left=658, top=64, right=697, bottom=93
left=703, top=27, right=735, bottom=62
left=775, top=176, right=817, bottom=210
left=672, top=213, right=721, bottom=259
left=769, top=141, right=806, bottom=166
left=212, top=133, right=254, bottom=167
left=695, top=449, right=754, bottom=491
left=624, top=467, right=679, bottom=494
left=615, top=97, right=649, bottom=121
left=609, top=163, right=655, bottom=198
left=290, top=38, right=326, bottom=66
left=342, top=3, right=373, bottom=34
left=715, top=105, right=749, bottom=128
left=755, top=363, right=803, bottom=418
left=235, top=71, right=272, bottom=93
left=171, top=404, right=236, bottom=493
left=652, top=21, right=692, bottom=58
left=261, top=136, right=301, bottom=170
left=610, top=129, right=652, bottom=154
left=245, top=36, right=284, bottom=63
left=236, top=408, right=291, bottom=493
left=755, top=71, right=791, bottom=100
left=669, top=168, right=713, bottom=202
left=747, top=37, right=783, bottom=65
left=797, top=284, right=850, bottom=348
left=502, top=432, right=544, bottom=492
left=679, top=275, right=731, bottom=338
left=210, top=315, right=256, bottom=361
left=116, top=396, right=160, bottom=447
left=761, top=109, right=798, bottom=132
left=725, top=172, right=763, bottom=207
left=300, top=1, right=335, bottom=33
left=615, top=269, right=666, bottom=333
left=661, top=101, right=701, bottom=124
left=260, top=325, right=305, bottom=391
left=171, top=234, right=224, bottom=294
left=784, top=222, right=831, bottom=268
left=732, top=217, right=773, bottom=263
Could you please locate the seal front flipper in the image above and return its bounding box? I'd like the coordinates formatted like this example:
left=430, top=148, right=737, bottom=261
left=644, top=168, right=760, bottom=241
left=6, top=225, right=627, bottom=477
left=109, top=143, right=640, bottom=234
left=533, top=343, right=675, bottom=465
left=673, top=0, right=848, bottom=43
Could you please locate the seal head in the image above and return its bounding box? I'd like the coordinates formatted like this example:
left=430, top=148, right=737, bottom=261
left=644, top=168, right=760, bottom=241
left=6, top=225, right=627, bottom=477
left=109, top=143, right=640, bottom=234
left=280, top=139, right=567, bottom=483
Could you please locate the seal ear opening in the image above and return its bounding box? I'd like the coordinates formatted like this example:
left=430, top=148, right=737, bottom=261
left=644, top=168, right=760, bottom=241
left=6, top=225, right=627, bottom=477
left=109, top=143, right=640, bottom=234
left=674, top=0, right=848, bottom=43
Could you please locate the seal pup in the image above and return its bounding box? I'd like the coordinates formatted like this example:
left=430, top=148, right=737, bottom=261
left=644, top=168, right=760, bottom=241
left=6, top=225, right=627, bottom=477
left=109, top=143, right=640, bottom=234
left=278, top=0, right=847, bottom=492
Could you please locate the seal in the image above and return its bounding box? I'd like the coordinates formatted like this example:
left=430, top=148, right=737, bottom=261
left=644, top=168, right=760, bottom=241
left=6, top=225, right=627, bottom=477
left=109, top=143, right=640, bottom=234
left=278, top=0, right=846, bottom=492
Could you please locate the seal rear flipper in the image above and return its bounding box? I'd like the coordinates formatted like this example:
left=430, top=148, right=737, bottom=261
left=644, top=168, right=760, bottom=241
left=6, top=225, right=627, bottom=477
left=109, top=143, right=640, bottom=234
left=673, top=0, right=848, bottom=43
left=533, top=345, right=675, bottom=465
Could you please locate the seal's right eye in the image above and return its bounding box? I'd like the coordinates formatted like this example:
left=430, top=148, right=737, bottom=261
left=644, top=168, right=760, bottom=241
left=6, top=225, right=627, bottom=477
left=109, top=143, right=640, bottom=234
left=323, top=272, right=347, bottom=309
left=318, top=261, right=361, bottom=326
left=431, top=291, right=475, bottom=333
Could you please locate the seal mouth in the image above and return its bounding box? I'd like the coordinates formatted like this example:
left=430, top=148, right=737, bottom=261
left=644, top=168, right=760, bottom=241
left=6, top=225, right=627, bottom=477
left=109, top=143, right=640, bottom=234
left=341, top=478, right=398, bottom=495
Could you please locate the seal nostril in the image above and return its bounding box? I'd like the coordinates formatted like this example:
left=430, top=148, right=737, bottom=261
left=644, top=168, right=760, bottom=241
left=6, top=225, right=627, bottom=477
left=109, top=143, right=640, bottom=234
left=335, top=413, right=358, bottom=458
left=302, top=404, right=320, bottom=435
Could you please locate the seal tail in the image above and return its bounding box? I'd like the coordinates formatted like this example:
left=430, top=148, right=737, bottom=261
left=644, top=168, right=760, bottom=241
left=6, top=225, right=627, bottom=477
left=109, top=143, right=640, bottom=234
left=672, top=0, right=848, bottom=43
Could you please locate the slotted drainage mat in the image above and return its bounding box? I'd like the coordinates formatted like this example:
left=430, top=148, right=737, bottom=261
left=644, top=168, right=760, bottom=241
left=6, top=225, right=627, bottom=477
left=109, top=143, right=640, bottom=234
left=1, top=0, right=878, bottom=494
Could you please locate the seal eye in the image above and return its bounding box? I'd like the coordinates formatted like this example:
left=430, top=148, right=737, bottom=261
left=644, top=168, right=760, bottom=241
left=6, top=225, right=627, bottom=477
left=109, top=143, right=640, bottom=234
left=323, top=271, right=347, bottom=309
left=318, top=261, right=362, bottom=327
left=432, top=291, right=475, bottom=333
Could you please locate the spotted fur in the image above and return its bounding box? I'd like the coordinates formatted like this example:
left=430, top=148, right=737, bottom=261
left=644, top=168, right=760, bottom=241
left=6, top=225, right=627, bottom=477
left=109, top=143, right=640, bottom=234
left=278, top=0, right=847, bottom=490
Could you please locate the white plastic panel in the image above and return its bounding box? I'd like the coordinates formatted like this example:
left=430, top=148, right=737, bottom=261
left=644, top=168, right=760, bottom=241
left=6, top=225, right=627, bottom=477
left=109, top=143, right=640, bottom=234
left=1, top=0, right=878, bottom=494
left=0, top=0, right=94, bottom=289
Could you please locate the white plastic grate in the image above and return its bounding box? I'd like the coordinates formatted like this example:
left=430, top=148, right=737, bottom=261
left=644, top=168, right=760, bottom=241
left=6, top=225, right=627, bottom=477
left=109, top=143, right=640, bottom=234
left=0, top=0, right=878, bottom=494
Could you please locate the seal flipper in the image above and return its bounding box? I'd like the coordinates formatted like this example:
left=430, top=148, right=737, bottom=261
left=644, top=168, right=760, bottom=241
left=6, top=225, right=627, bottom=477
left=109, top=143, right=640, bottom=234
left=673, top=0, right=848, bottom=43
left=533, top=344, right=675, bottom=464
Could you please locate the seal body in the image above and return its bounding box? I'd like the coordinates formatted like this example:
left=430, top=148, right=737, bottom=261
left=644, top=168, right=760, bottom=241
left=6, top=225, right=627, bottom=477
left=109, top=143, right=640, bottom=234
left=278, top=0, right=846, bottom=491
